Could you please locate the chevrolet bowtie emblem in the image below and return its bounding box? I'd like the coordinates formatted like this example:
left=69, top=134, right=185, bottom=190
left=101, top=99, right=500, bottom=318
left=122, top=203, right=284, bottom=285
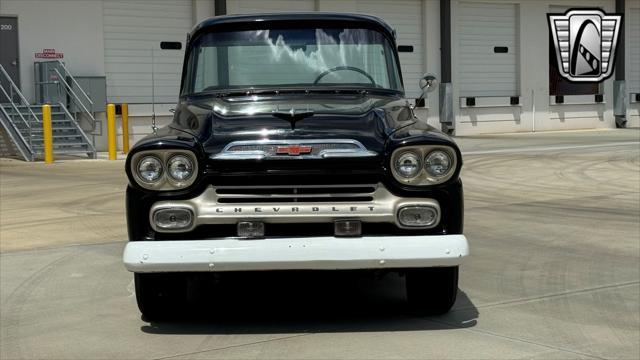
left=276, top=145, right=313, bottom=156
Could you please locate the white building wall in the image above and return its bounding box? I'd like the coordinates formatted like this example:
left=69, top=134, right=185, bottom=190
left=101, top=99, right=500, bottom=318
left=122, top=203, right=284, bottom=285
left=107, top=1, right=214, bottom=151
left=452, top=0, right=616, bottom=136
left=0, top=0, right=216, bottom=151
left=0, top=0, right=105, bottom=104
left=0, top=0, right=631, bottom=148
left=193, top=0, right=215, bottom=23
left=227, top=0, right=316, bottom=13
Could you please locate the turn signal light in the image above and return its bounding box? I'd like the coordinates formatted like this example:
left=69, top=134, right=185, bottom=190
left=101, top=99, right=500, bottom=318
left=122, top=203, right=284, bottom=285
left=153, top=208, right=193, bottom=230
left=397, top=206, right=438, bottom=228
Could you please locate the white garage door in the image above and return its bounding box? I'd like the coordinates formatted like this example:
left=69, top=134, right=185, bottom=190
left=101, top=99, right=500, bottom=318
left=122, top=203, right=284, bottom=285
left=103, top=0, right=192, bottom=104
left=227, top=0, right=315, bottom=14
left=356, top=0, right=424, bottom=98
left=627, top=6, right=640, bottom=94
left=457, top=2, right=519, bottom=97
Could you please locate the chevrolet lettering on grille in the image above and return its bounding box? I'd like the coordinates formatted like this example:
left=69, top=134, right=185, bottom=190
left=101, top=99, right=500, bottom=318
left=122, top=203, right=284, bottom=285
left=276, top=145, right=312, bottom=156
left=211, top=205, right=377, bottom=214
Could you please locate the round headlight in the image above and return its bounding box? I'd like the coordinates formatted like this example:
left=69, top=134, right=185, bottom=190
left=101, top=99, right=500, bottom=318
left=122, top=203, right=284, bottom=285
left=425, top=150, right=452, bottom=177
left=137, top=156, right=163, bottom=182
left=395, top=152, right=422, bottom=178
left=167, top=155, right=194, bottom=181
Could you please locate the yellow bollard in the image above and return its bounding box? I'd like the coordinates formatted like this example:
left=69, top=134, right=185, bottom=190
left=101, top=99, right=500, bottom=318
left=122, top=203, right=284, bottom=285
left=42, top=104, right=53, bottom=164
left=107, top=103, right=117, bottom=160
left=121, top=103, right=129, bottom=154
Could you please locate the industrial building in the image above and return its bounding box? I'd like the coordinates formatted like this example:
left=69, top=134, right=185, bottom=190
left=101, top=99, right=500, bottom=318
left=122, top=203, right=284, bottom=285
left=1, top=0, right=638, bottom=158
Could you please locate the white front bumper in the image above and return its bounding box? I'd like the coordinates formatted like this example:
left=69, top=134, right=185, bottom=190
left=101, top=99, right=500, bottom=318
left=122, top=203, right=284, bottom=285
left=123, top=235, right=469, bottom=273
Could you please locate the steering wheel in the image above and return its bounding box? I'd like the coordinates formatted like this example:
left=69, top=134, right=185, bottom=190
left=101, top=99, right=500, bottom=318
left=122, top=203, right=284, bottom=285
left=313, top=66, right=376, bottom=85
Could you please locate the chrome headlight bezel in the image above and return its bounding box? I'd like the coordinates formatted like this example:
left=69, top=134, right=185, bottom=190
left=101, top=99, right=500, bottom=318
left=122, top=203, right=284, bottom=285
left=167, top=154, right=196, bottom=185
left=390, top=145, right=457, bottom=185
left=394, top=151, right=422, bottom=179
left=424, top=150, right=453, bottom=178
left=136, top=156, right=164, bottom=184
left=130, top=150, right=199, bottom=190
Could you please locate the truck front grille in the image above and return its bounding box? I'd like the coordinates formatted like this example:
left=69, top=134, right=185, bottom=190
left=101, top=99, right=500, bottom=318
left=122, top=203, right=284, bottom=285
left=214, top=184, right=377, bottom=203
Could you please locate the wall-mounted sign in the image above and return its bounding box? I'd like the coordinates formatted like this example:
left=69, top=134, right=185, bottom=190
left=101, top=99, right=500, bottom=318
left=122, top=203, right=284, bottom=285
left=35, top=48, right=63, bottom=59
left=548, top=9, right=622, bottom=82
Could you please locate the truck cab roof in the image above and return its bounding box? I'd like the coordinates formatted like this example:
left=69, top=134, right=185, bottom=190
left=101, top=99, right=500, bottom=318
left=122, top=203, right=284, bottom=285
left=189, top=12, right=396, bottom=41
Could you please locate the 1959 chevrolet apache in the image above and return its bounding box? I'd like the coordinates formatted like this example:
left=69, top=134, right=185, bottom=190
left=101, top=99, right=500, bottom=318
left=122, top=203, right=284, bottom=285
left=122, top=12, right=469, bottom=320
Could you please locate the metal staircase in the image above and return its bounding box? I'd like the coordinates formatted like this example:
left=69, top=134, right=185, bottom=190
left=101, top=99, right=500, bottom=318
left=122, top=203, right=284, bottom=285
left=0, top=64, right=96, bottom=161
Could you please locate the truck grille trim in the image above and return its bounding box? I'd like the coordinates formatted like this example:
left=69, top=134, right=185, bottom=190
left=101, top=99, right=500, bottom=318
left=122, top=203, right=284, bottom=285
left=149, top=183, right=441, bottom=231
left=211, top=139, right=377, bottom=160
left=217, top=196, right=374, bottom=203
left=215, top=184, right=377, bottom=203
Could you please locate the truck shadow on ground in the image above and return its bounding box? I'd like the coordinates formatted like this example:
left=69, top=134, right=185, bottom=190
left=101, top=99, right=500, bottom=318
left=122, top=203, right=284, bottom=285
left=140, top=271, right=478, bottom=334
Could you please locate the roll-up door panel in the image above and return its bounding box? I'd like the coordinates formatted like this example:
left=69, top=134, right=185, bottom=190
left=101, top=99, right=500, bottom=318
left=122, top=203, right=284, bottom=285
left=457, top=2, right=519, bottom=97
left=103, top=0, right=192, bottom=104
left=227, top=0, right=315, bottom=14
left=356, top=0, right=424, bottom=98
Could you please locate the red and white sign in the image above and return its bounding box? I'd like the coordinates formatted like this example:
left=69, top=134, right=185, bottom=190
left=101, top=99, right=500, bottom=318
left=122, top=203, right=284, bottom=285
left=35, top=48, right=63, bottom=59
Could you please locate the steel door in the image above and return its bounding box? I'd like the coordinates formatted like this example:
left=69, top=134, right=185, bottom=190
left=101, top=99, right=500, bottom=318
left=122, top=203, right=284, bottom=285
left=0, top=16, right=20, bottom=103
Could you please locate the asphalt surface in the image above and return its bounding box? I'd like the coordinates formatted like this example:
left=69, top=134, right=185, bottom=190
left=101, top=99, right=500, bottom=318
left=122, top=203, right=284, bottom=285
left=1, top=129, right=639, bottom=359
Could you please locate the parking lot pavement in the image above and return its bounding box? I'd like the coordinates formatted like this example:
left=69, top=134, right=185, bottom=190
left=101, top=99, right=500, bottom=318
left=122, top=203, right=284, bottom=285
left=0, top=158, right=127, bottom=253
left=1, top=129, right=638, bottom=359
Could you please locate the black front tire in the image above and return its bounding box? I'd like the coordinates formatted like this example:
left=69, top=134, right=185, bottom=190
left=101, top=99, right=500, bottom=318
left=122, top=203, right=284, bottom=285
left=406, top=266, right=459, bottom=316
left=134, top=273, right=188, bottom=321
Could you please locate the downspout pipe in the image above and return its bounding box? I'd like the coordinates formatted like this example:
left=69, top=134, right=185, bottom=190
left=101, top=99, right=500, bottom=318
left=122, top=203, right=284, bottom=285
left=439, top=0, right=455, bottom=134
left=614, top=0, right=626, bottom=128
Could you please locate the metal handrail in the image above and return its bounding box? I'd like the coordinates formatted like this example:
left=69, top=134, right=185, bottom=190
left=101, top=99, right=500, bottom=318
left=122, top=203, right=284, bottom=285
left=0, top=83, right=32, bottom=150
left=0, top=64, right=40, bottom=124
left=56, top=60, right=93, bottom=105
left=0, top=103, right=32, bottom=161
left=0, top=84, right=31, bottom=130
left=53, top=68, right=97, bottom=131
left=58, top=102, right=96, bottom=154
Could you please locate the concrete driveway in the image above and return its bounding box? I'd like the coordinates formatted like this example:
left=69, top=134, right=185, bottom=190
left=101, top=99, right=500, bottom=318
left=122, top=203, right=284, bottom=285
left=1, top=129, right=638, bottom=359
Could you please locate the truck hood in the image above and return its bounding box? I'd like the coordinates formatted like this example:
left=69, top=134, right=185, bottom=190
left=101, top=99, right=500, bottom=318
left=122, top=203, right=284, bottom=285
left=171, top=93, right=418, bottom=156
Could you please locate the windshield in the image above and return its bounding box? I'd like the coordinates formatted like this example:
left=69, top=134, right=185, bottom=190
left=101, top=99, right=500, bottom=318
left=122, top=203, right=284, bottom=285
left=183, top=27, right=403, bottom=95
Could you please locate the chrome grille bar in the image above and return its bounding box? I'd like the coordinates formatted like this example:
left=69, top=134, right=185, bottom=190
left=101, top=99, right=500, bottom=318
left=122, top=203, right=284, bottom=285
left=148, top=183, right=441, bottom=231
left=215, top=184, right=377, bottom=203
left=211, top=139, right=377, bottom=160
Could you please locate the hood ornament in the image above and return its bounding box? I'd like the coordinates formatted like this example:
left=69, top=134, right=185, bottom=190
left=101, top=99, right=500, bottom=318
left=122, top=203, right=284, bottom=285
left=271, top=108, right=314, bottom=130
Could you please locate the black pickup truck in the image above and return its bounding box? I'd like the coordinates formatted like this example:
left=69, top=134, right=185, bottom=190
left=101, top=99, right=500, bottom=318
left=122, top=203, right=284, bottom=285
left=123, top=12, right=468, bottom=320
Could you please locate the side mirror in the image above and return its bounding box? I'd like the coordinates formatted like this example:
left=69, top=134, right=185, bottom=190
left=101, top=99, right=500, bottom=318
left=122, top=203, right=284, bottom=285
left=419, top=73, right=439, bottom=93
left=414, top=73, right=438, bottom=108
